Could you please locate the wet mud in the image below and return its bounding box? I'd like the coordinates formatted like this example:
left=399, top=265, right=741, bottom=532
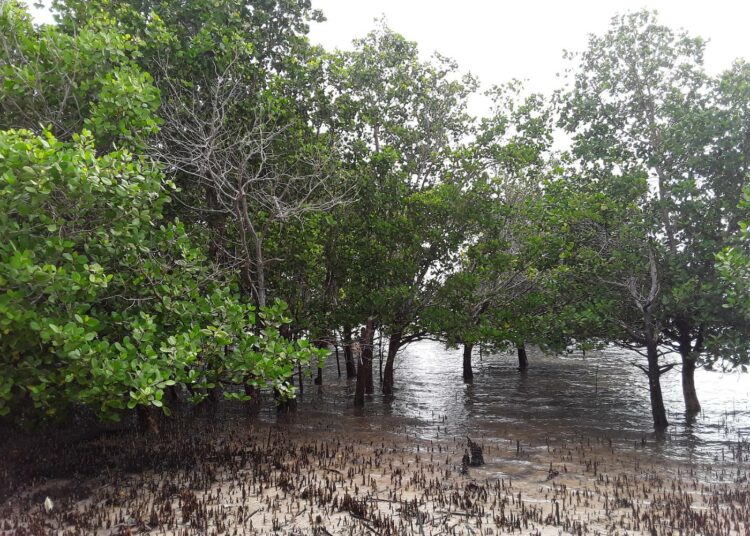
left=2, top=342, right=749, bottom=535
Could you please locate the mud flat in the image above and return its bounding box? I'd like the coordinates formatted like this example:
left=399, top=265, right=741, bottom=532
left=1, top=413, right=749, bottom=536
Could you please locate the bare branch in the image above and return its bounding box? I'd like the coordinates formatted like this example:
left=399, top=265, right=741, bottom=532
left=148, top=54, right=353, bottom=305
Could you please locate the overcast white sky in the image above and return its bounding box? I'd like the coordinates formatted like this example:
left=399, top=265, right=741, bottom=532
left=308, top=0, right=750, bottom=99
left=25, top=0, right=750, bottom=113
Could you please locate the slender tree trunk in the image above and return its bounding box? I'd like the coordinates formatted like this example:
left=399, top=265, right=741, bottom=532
left=517, top=342, right=528, bottom=372
left=136, top=406, right=159, bottom=435
left=204, top=184, right=229, bottom=271
left=165, top=385, right=180, bottom=407
left=363, top=322, right=375, bottom=394
left=379, top=332, right=384, bottom=383
left=274, top=324, right=297, bottom=411
left=236, top=193, right=266, bottom=308
left=252, top=225, right=267, bottom=308
left=344, top=344, right=356, bottom=378
left=636, top=253, right=668, bottom=430
left=335, top=344, right=341, bottom=378
left=653, top=165, right=678, bottom=256
left=354, top=356, right=366, bottom=407
left=677, top=323, right=701, bottom=415
left=276, top=392, right=297, bottom=412
left=243, top=383, right=262, bottom=412
left=646, top=341, right=669, bottom=430
left=313, top=339, right=326, bottom=385
left=343, top=326, right=357, bottom=378
left=208, top=384, right=223, bottom=404
left=462, top=343, right=474, bottom=383
left=383, top=330, right=402, bottom=395
left=680, top=354, right=700, bottom=415
left=365, top=361, right=374, bottom=393
left=354, top=318, right=376, bottom=406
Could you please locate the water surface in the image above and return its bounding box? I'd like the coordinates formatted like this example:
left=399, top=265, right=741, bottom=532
left=271, top=341, right=750, bottom=464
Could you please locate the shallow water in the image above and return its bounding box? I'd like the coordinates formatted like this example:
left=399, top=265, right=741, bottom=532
left=266, top=340, right=750, bottom=464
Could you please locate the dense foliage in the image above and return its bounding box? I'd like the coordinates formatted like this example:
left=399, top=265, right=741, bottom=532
left=1, top=0, right=748, bottom=429
left=0, top=126, right=323, bottom=422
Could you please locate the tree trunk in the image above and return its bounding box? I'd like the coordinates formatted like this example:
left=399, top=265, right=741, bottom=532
left=343, top=326, right=357, bottom=378
left=335, top=344, right=341, bottom=378
left=252, top=223, right=267, bottom=308
left=275, top=388, right=297, bottom=412
left=165, top=385, right=180, bottom=407
left=243, top=383, right=262, bottom=412
left=379, top=332, right=384, bottom=383
left=646, top=342, right=669, bottom=430
left=517, top=342, right=528, bottom=372
left=362, top=321, right=375, bottom=394
left=462, top=343, right=474, bottom=383
left=354, top=356, right=366, bottom=407
left=136, top=406, right=159, bottom=435
left=208, top=384, right=223, bottom=404
left=313, top=339, right=326, bottom=385
left=365, top=360, right=374, bottom=393
left=205, top=185, right=229, bottom=272
left=354, top=318, right=375, bottom=406
left=681, top=355, right=701, bottom=415
left=677, top=323, right=702, bottom=415
left=383, top=330, right=402, bottom=395
left=236, top=193, right=266, bottom=308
